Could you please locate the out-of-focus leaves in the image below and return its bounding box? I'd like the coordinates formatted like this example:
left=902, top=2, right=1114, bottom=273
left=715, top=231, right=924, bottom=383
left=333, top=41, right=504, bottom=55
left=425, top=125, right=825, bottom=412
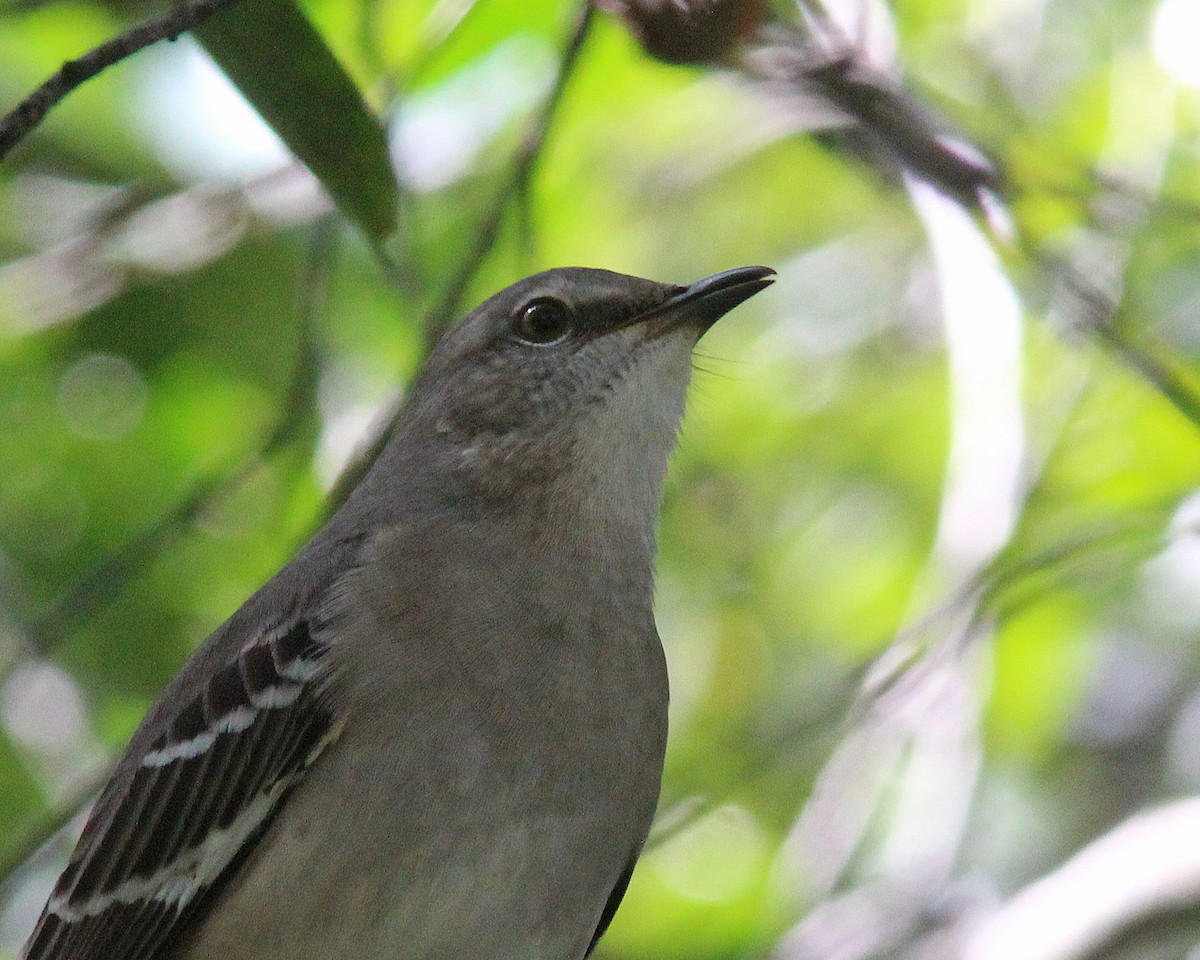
left=988, top=592, right=1096, bottom=758
left=194, top=0, right=398, bottom=245
left=2, top=0, right=1200, bottom=958
left=600, top=803, right=785, bottom=958
left=0, top=734, right=42, bottom=842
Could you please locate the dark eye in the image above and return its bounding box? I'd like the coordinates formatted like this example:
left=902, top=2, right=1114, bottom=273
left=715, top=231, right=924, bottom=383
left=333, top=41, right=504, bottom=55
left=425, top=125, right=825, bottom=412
left=513, top=297, right=573, bottom=345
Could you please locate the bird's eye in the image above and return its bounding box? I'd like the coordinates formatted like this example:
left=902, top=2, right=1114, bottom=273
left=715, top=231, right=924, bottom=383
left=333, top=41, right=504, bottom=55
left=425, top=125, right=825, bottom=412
left=513, top=297, right=574, bottom=345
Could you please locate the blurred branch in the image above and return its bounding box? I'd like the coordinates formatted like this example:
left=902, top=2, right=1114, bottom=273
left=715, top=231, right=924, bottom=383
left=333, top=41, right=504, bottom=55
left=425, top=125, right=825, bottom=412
left=1059, top=166, right=1200, bottom=232
left=421, top=0, right=596, bottom=338
left=647, top=678, right=854, bottom=856
left=868, top=506, right=1190, bottom=714
left=753, top=9, right=1004, bottom=213
left=605, top=0, right=1002, bottom=212
left=405, top=0, right=486, bottom=87
left=0, top=0, right=245, bottom=162
left=0, top=217, right=333, bottom=906
left=964, top=796, right=1200, bottom=960
left=1036, top=244, right=1200, bottom=434
left=14, top=217, right=333, bottom=661
left=604, top=0, right=1200, bottom=441
left=985, top=515, right=1186, bottom=623
left=1092, top=323, right=1200, bottom=433
left=775, top=188, right=1084, bottom=957
left=323, top=1, right=596, bottom=515
left=28, top=471, right=240, bottom=650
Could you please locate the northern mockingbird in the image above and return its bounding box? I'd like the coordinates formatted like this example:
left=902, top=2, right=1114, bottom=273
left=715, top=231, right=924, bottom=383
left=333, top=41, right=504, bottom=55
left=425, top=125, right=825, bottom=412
left=20, top=263, right=775, bottom=960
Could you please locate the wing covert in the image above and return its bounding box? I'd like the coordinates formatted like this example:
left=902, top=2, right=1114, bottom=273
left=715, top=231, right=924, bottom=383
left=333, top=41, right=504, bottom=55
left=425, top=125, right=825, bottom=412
left=21, top=619, right=342, bottom=960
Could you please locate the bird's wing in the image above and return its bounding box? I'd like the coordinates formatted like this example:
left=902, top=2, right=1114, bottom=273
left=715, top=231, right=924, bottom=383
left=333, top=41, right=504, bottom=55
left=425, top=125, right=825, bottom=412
left=21, top=618, right=343, bottom=960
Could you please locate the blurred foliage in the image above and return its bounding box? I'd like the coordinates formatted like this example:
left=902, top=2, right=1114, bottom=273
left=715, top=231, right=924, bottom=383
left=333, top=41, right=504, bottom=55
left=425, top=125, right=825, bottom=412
left=1, top=0, right=1200, bottom=958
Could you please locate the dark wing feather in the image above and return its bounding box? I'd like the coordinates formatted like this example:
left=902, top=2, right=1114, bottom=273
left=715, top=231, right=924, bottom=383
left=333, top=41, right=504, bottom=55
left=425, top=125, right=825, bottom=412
left=586, top=852, right=639, bottom=957
left=21, top=619, right=342, bottom=960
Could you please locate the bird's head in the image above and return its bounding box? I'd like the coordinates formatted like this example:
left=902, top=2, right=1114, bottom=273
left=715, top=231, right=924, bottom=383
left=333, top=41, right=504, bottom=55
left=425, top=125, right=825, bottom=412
left=392, top=265, right=774, bottom=532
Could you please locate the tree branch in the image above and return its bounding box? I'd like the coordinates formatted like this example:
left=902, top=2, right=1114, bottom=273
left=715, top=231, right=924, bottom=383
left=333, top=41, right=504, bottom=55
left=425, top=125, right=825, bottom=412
left=1038, top=248, right=1200, bottom=433
left=322, top=1, right=596, bottom=515
left=964, top=796, right=1200, bottom=960
left=13, top=218, right=333, bottom=663
left=420, top=0, right=596, bottom=339
left=0, top=0, right=244, bottom=161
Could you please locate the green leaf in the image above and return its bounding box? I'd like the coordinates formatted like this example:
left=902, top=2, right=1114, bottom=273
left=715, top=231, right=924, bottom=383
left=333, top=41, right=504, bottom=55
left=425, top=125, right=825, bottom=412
left=193, top=0, right=398, bottom=245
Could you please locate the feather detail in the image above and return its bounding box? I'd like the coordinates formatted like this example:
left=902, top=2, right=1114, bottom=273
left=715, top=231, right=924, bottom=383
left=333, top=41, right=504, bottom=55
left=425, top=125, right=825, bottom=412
left=21, top=619, right=341, bottom=960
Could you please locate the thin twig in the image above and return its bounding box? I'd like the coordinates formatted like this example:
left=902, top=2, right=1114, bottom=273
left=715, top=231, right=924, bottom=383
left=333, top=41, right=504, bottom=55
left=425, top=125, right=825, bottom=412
left=1039, top=248, right=1200, bottom=433
left=731, top=5, right=1003, bottom=212
left=19, top=218, right=334, bottom=659
left=1093, top=324, right=1200, bottom=432
left=421, top=0, right=596, bottom=338
left=0, top=0, right=246, bottom=162
left=0, top=223, right=335, bottom=894
left=323, top=2, right=596, bottom=514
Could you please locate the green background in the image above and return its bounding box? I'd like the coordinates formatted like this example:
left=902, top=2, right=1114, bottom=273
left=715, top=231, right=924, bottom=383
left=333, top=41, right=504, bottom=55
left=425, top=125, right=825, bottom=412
left=2, top=0, right=1200, bottom=956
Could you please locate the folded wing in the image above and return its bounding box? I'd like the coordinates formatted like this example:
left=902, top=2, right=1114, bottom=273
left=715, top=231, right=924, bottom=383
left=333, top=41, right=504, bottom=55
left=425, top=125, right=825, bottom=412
left=22, top=619, right=342, bottom=960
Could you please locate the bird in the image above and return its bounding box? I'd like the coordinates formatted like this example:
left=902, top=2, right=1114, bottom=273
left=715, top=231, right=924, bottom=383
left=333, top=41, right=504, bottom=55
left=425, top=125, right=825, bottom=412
left=19, top=263, right=775, bottom=960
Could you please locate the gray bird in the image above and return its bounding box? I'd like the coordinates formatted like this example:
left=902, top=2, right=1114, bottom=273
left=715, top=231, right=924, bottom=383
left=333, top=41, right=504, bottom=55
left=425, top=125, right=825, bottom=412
left=20, top=263, right=774, bottom=960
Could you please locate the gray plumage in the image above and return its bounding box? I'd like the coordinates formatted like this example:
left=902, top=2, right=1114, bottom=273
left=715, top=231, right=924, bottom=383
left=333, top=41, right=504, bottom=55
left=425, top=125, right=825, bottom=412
left=21, top=264, right=774, bottom=960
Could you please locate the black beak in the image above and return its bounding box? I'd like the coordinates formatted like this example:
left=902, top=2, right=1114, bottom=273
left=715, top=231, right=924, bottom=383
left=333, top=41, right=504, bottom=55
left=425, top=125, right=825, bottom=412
left=637, top=265, right=776, bottom=336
